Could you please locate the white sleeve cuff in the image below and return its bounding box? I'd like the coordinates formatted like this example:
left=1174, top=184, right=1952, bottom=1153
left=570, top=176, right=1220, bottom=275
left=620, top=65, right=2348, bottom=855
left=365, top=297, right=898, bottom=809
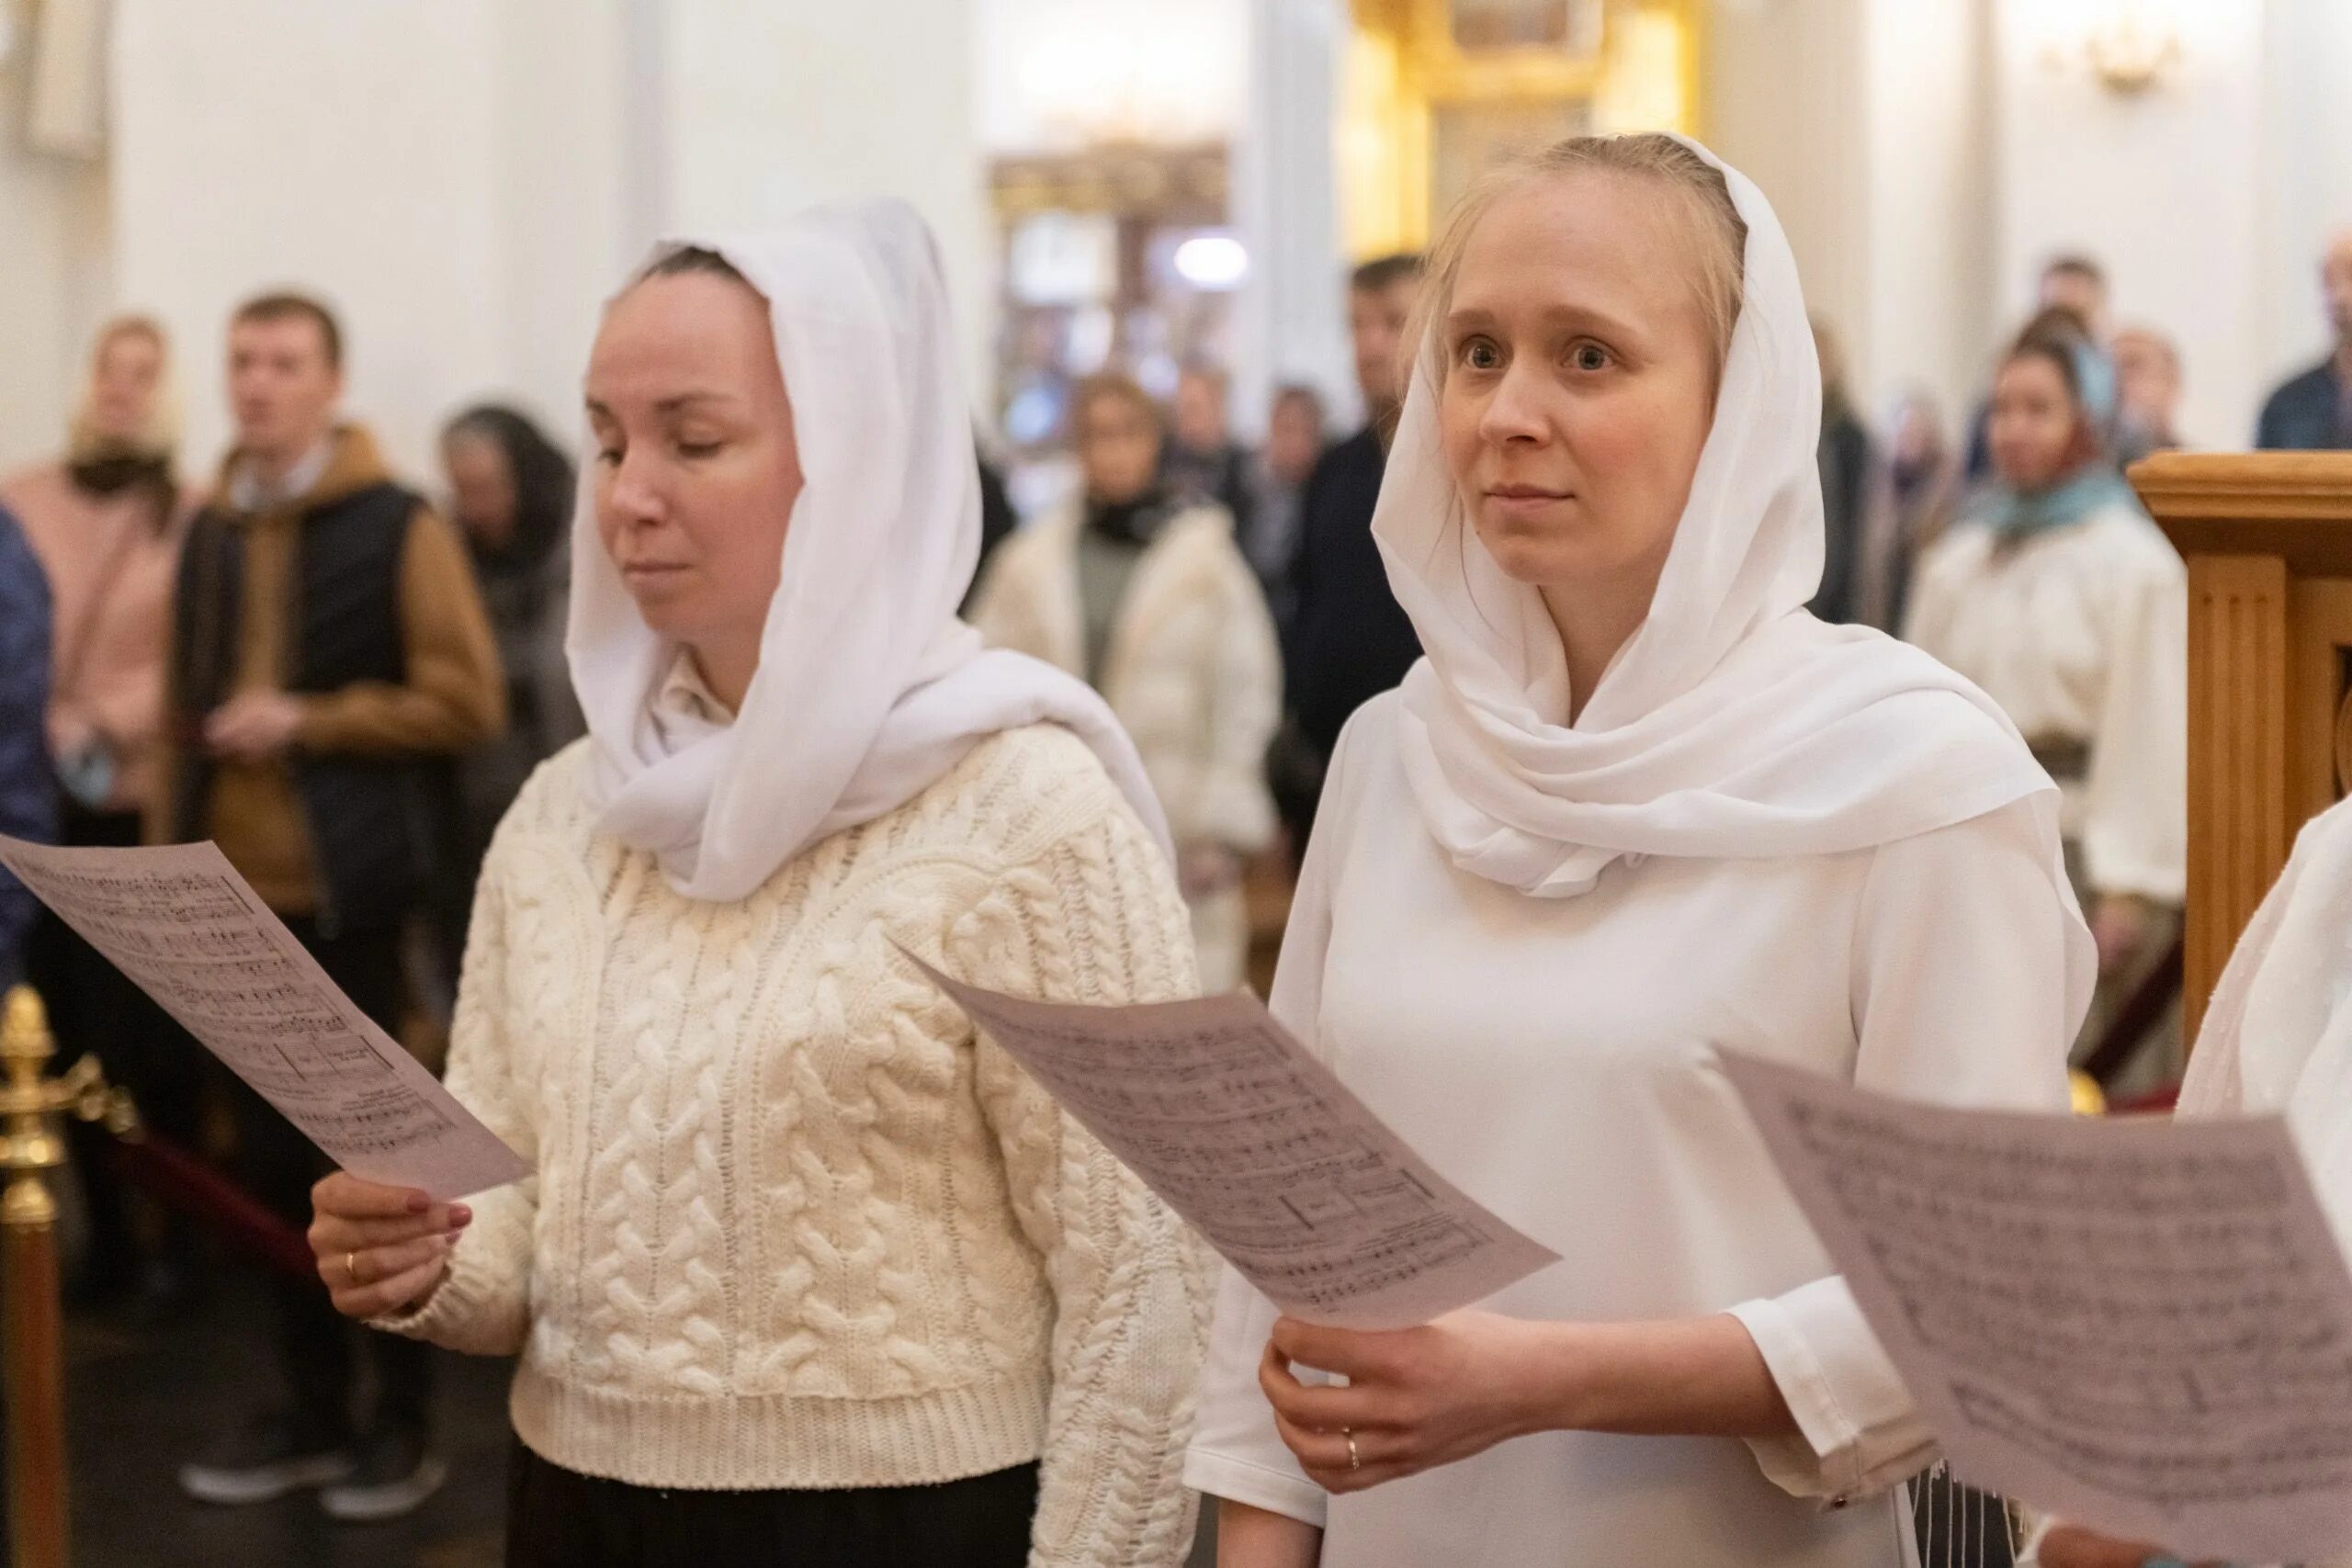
left=1726, top=1280, right=1934, bottom=1504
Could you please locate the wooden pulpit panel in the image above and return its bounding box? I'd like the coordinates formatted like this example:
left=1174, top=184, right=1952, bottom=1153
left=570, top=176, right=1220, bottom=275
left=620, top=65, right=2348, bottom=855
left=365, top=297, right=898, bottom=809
left=2132, top=452, right=2352, bottom=1041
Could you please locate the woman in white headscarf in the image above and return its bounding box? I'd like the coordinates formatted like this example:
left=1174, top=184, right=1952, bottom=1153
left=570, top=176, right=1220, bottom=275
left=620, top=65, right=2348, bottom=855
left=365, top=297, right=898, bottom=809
left=1185, top=133, right=2092, bottom=1568
left=305, top=202, right=1208, bottom=1567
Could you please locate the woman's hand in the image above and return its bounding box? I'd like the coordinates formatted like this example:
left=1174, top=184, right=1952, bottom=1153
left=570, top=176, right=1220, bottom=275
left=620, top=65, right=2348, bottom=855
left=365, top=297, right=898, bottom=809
left=1256, top=1310, right=1560, bottom=1494
left=2035, top=1524, right=2211, bottom=1568
left=309, top=1171, right=470, bottom=1320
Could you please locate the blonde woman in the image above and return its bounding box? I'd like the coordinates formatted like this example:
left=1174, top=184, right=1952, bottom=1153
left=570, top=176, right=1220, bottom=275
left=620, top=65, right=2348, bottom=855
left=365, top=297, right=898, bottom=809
left=970, top=373, right=1281, bottom=995
left=2, top=315, right=196, bottom=1304
left=308, top=205, right=1208, bottom=1565
left=1187, top=133, right=2089, bottom=1567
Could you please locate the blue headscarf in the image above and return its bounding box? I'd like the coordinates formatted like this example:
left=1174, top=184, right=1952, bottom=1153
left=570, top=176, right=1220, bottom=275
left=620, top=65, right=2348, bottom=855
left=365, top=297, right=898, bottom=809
left=1972, top=337, right=2144, bottom=544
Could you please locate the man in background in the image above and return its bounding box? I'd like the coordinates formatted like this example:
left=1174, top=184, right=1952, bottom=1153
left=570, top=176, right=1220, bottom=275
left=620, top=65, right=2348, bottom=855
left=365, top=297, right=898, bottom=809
left=160, top=291, right=503, bottom=1524
left=2111, top=326, right=2186, bottom=459
left=1808, top=316, right=1886, bottom=627
left=1272, top=253, right=1424, bottom=852
left=1241, top=382, right=1329, bottom=634
left=2257, top=230, right=2352, bottom=450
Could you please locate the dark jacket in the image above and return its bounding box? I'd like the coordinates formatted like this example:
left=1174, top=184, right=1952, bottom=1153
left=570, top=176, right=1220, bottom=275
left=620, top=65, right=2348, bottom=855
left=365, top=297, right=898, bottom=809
left=1283, top=423, right=1421, bottom=777
left=162, top=427, right=504, bottom=932
left=1811, top=400, right=1878, bottom=626
left=2256, top=361, right=2350, bottom=450
left=0, top=504, right=55, bottom=983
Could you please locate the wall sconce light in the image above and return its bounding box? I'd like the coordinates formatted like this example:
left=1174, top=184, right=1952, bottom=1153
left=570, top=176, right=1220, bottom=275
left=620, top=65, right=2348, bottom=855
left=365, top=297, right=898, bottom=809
left=2041, top=4, right=2184, bottom=96
left=2084, top=13, right=2182, bottom=94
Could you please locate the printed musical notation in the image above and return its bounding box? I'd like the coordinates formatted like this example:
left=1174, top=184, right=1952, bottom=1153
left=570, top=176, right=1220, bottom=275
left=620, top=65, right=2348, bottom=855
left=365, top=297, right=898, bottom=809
left=905, top=953, right=1556, bottom=1330
left=0, top=836, right=526, bottom=1200
left=1722, top=1051, right=2352, bottom=1565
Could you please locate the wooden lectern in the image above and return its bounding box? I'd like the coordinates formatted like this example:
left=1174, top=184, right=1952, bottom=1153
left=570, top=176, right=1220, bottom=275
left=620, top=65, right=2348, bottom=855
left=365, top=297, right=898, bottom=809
left=2130, top=451, right=2352, bottom=1040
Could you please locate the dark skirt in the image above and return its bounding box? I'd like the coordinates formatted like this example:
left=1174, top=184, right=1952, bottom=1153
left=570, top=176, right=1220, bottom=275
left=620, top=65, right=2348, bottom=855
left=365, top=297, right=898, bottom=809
left=504, top=1439, right=1041, bottom=1568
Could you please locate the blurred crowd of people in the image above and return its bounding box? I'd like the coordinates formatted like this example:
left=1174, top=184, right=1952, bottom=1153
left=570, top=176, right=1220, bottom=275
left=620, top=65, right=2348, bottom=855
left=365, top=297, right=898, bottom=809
left=0, top=215, right=2347, bottom=1539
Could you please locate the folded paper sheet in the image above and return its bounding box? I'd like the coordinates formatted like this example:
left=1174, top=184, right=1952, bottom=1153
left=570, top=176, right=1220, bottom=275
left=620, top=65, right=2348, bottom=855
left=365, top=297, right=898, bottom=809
left=910, top=953, right=1556, bottom=1329
left=0, top=836, right=526, bottom=1200
left=1722, top=1050, right=2352, bottom=1565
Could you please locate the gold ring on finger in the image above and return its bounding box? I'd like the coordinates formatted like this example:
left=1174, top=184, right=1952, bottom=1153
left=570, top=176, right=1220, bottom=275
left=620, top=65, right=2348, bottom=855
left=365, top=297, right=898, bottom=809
left=346, top=1250, right=365, bottom=1286
left=1344, top=1427, right=1361, bottom=1472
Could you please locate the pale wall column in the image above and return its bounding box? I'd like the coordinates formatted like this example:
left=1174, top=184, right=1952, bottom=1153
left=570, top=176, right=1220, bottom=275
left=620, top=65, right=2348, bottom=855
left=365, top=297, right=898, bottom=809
left=662, top=0, right=991, bottom=403
left=1704, top=0, right=1871, bottom=364
left=0, top=54, right=113, bottom=470
left=1707, top=0, right=1996, bottom=427
left=490, top=0, right=630, bottom=441
left=1234, top=0, right=1354, bottom=432
left=1856, top=0, right=1996, bottom=424
left=110, top=0, right=509, bottom=480
left=1991, top=0, right=2267, bottom=449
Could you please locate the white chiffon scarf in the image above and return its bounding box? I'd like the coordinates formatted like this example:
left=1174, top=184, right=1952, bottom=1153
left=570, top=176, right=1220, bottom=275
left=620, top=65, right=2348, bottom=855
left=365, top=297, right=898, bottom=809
left=569, top=200, right=1170, bottom=902
left=2179, top=798, right=2352, bottom=1234
left=1379, top=139, right=2072, bottom=900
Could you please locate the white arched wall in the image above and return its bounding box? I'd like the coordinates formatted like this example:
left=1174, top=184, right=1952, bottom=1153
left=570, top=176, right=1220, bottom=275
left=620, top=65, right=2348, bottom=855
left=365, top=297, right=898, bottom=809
left=665, top=0, right=989, bottom=403
left=1992, top=0, right=2269, bottom=449
left=109, top=0, right=513, bottom=481
left=89, top=0, right=982, bottom=482
left=1712, top=0, right=2348, bottom=451
left=1704, top=0, right=1995, bottom=427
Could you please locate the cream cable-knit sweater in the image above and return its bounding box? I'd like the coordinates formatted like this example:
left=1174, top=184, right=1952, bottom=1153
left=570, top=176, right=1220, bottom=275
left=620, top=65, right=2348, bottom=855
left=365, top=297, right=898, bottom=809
left=379, top=725, right=1210, bottom=1564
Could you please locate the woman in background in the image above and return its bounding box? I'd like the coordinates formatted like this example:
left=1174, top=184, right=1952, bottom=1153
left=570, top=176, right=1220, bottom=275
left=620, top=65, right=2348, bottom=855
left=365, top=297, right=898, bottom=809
left=1905, top=317, right=2186, bottom=1078
left=430, top=404, right=584, bottom=987
left=970, top=373, right=1282, bottom=995
left=2, top=314, right=199, bottom=1306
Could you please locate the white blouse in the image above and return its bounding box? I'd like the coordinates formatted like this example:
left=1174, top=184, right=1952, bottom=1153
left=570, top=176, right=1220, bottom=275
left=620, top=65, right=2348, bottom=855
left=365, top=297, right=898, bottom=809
left=1902, top=503, right=2187, bottom=903
left=1184, top=694, right=2083, bottom=1568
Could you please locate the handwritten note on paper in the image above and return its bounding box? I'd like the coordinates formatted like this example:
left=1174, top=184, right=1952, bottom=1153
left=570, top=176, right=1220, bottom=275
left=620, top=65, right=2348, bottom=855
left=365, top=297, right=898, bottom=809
left=906, top=955, right=1557, bottom=1330
left=1721, top=1051, right=2352, bottom=1565
left=0, top=836, right=526, bottom=1200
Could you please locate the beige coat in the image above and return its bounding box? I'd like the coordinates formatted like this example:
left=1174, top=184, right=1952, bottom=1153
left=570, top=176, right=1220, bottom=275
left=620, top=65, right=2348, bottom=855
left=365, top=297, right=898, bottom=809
left=0, top=460, right=190, bottom=814
left=969, top=500, right=1281, bottom=992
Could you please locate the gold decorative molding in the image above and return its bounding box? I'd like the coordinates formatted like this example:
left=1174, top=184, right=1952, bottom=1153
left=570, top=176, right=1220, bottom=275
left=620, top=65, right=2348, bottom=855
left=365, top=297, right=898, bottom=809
left=988, top=142, right=1228, bottom=224
left=2137, top=453, right=2352, bottom=1040
left=2129, top=452, right=2352, bottom=533
left=2177, top=555, right=2290, bottom=1040
left=1341, top=0, right=1698, bottom=256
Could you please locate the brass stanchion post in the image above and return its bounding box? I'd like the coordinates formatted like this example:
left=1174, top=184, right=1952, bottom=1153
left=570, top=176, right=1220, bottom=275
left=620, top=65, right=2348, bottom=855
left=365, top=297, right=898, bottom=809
left=2, top=985, right=115, bottom=1568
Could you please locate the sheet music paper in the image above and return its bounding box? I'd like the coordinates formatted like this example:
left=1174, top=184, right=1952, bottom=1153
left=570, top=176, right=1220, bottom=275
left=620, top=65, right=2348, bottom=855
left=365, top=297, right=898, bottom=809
left=0, top=836, right=526, bottom=1200
left=908, top=954, right=1557, bottom=1330
left=1721, top=1050, right=2352, bottom=1564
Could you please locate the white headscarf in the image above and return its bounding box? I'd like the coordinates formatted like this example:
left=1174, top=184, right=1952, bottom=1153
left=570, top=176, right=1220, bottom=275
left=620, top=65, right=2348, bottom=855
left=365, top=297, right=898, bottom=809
left=569, top=199, right=1171, bottom=902
left=1379, top=139, right=2071, bottom=899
